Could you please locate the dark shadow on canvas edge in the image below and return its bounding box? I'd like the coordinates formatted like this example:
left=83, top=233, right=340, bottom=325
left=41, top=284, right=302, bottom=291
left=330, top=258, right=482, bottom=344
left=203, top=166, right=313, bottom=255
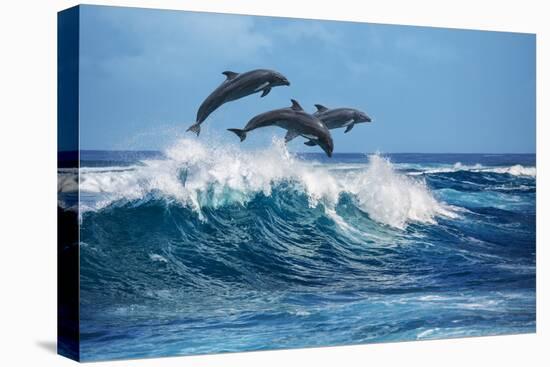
left=36, top=340, right=57, bottom=354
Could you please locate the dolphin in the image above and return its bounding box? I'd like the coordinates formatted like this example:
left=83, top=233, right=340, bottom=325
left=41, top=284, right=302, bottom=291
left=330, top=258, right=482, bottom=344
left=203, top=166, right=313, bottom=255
left=187, top=69, right=290, bottom=136
left=227, top=99, right=334, bottom=157
left=312, top=104, right=372, bottom=134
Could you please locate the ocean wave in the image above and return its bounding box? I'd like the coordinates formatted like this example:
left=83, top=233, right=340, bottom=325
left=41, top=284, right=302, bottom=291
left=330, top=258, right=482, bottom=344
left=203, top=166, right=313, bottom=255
left=407, top=162, right=536, bottom=177
left=69, top=138, right=457, bottom=229
left=58, top=172, right=79, bottom=193
left=485, top=165, right=536, bottom=177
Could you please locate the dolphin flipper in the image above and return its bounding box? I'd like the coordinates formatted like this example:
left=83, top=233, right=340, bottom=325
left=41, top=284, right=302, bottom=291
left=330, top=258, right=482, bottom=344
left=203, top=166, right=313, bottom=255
left=344, top=124, right=355, bottom=133
left=285, top=130, right=299, bottom=143
left=304, top=140, right=317, bottom=146
left=261, top=87, right=271, bottom=97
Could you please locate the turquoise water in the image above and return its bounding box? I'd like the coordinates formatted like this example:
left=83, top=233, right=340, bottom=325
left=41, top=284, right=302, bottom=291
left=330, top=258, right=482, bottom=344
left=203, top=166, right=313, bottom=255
left=59, top=140, right=535, bottom=361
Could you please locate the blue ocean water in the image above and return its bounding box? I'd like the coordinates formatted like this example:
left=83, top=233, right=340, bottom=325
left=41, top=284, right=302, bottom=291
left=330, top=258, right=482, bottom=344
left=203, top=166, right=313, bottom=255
left=58, top=139, right=536, bottom=361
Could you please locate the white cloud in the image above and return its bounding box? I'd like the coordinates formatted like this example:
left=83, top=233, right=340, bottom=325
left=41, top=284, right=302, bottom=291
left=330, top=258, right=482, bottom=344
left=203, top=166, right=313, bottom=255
left=271, top=20, right=341, bottom=45
left=81, top=9, right=273, bottom=81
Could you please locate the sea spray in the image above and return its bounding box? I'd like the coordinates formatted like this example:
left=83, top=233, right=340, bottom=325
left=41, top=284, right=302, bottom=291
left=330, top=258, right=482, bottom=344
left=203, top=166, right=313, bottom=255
left=345, top=155, right=457, bottom=229
left=71, top=138, right=456, bottom=229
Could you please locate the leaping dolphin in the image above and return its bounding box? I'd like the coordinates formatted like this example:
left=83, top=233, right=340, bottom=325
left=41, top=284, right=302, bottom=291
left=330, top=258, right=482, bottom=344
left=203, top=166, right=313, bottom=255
left=312, top=104, right=372, bottom=134
left=227, top=99, right=334, bottom=157
left=187, top=69, right=290, bottom=136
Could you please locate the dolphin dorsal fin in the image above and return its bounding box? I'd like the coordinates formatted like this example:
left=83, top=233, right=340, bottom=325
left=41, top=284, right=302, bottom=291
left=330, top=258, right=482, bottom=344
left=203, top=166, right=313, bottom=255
left=314, top=104, right=329, bottom=113
left=222, top=71, right=239, bottom=80
left=290, top=99, right=304, bottom=111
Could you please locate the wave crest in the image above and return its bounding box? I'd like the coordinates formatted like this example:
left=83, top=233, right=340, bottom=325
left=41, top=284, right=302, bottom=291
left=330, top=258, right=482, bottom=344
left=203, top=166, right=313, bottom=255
left=350, top=155, right=457, bottom=228
left=408, top=162, right=536, bottom=177
left=72, top=138, right=456, bottom=229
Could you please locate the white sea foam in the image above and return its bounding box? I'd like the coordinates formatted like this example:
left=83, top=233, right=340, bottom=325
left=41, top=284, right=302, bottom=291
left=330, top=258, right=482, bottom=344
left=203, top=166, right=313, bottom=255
left=347, top=155, right=457, bottom=229
left=72, top=138, right=457, bottom=229
left=407, top=162, right=536, bottom=178
left=417, top=328, right=438, bottom=339
left=485, top=165, right=536, bottom=177
left=149, top=253, right=168, bottom=263
left=58, top=172, right=79, bottom=193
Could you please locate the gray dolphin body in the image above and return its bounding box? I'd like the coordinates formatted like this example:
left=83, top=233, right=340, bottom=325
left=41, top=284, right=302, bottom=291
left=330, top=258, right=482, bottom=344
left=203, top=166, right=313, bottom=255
left=227, top=100, right=334, bottom=157
left=187, top=69, right=290, bottom=136
left=312, top=104, right=372, bottom=133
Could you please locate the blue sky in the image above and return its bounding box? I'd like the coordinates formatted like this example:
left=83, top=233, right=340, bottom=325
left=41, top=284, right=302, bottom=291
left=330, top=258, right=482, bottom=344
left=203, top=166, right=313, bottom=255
left=79, top=5, right=535, bottom=153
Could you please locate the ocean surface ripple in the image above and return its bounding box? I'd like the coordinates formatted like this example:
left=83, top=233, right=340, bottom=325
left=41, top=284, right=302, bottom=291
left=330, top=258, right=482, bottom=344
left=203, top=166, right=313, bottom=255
left=58, top=139, right=536, bottom=361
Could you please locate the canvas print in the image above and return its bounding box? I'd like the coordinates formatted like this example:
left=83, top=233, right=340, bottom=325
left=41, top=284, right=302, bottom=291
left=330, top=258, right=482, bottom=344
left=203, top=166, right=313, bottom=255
left=57, top=5, right=536, bottom=362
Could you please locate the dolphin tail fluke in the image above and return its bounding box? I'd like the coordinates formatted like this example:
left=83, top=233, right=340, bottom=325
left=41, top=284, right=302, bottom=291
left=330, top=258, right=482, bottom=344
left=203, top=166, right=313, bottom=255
left=227, top=128, right=247, bottom=142
left=186, top=122, right=201, bottom=136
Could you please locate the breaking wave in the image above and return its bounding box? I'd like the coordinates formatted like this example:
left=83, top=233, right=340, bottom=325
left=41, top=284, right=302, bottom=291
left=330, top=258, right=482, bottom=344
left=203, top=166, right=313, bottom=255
left=407, top=162, right=536, bottom=177
left=62, top=138, right=457, bottom=229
